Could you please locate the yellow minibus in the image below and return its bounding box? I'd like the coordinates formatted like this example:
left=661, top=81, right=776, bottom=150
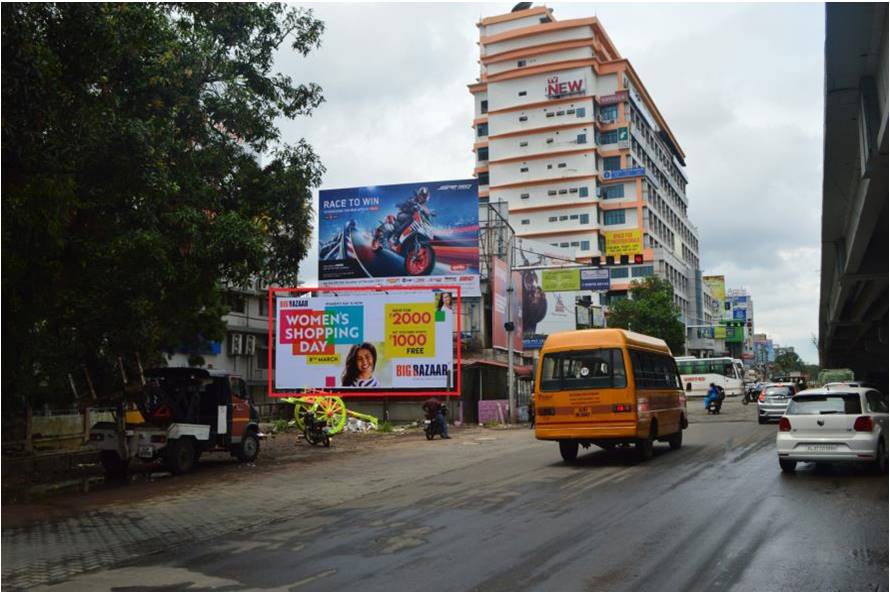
left=534, top=328, right=687, bottom=462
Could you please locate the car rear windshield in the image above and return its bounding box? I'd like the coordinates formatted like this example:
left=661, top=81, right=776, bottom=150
left=765, top=386, right=792, bottom=396
left=787, top=394, right=862, bottom=415
left=540, top=348, right=627, bottom=391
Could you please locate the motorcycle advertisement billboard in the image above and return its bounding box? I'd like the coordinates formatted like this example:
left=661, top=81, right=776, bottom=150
left=275, top=290, right=455, bottom=392
left=317, top=180, right=481, bottom=296
left=515, top=238, right=579, bottom=349
left=491, top=257, right=523, bottom=352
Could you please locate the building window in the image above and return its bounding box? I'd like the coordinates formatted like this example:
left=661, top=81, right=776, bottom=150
left=520, top=193, right=530, bottom=199
left=576, top=107, right=586, bottom=118
left=602, top=184, right=625, bottom=199
left=569, top=187, right=578, bottom=194
left=227, top=293, right=246, bottom=314
left=600, top=104, right=618, bottom=121
left=603, top=156, right=621, bottom=171
left=611, top=267, right=629, bottom=279
left=521, top=219, right=530, bottom=225
left=580, top=214, right=590, bottom=225
left=547, top=190, right=557, bottom=196
left=547, top=164, right=553, bottom=170
left=598, top=129, right=618, bottom=144
left=560, top=242, right=569, bottom=248
left=598, top=234, right=606, bottom=252
left=603, top=210, right=626, bottom=225
left=570, top=214, right=579, bottom=220
left=546, top=138, right=554, bottom=144
left=557, top=163, right=567, bottom=168
left=518, top=91, right=527, bottom=96
left=520, top=167, right=528, bottom=173
left=519, top=141, right=528, bottom=147
left=579, top=187, right=589, bottom=197
left=478, top=171, right=489, bottom=186
left=577, top=133, right=587, bottom=144
left=571, top=241, right=579, bottom=247
left=632, top=265, right=654, bottom=278
left=558, top=189, right=567, bottom=194
left=546, top=112, right=555, bottom=118
left=559, top=215, right=568, bottom=221
left=580, top=240, right=591, bottom=251
left=517, top=60, right=527, bottom=67
left=548, top=216, right=558, bottom=222
left=258, top=297, right=269, bottom=317
left=480, top=100, right=488, bottom=114
left=519, top=116, right=528, bottom=122
left=477, top=122, right=488, bottom=137
left=556, top=110, right=565, bottom=116
left=567, top=109, right=576, bottom=114
left=477, top=146, right=489, bottom=161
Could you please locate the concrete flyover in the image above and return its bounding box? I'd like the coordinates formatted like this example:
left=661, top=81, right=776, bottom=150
left=819, top=3, right=888, bottom=391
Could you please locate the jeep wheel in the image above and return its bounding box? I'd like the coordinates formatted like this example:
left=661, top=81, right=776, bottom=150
left=166, top=438, right=196, bottom=475
left=237, top=431, right=260, bottom=463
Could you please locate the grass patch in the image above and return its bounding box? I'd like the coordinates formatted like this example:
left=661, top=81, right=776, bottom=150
left=378, top=421, right=394, bottom=433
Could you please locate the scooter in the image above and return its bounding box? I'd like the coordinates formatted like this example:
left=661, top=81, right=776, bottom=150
left=707, top=387, right=726, bottom=414
left=302, top=409, right=331, bottom=447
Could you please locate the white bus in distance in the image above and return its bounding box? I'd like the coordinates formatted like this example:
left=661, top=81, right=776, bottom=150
left=675, top=356, right=745, bottom=398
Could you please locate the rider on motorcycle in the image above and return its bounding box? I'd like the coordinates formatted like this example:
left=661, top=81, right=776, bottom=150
left=704, top=383, right=720, bottom=410
left=377, top=214, right=397, bottom=248
left=422, top=397, right=450, bottom=439
left=389, top=187, right=430, bottom=250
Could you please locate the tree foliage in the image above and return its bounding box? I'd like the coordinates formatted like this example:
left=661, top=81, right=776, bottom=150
left=2, top=3, right=325, bottom=405
left=606, top=277, right=686, bottom=355
left=774, top=351, right=805, bottom=374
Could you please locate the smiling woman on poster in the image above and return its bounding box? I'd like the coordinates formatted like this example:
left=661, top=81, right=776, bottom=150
left=341, top=342, right=381, bottom=387
left=437, top=292, right=454, bottom=312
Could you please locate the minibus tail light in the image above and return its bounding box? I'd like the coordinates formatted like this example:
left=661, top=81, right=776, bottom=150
left=612, top=404, right=633, bottom=413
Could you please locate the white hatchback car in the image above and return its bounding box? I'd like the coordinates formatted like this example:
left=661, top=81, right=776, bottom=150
left=776, top=387, right=888, bottom=473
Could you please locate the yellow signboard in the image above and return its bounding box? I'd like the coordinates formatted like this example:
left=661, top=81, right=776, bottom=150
left=385, top=302, right=436, bottom=358
left=702, top=275, right=726, bottom=303
left=603, top=229, right=643, bottom=257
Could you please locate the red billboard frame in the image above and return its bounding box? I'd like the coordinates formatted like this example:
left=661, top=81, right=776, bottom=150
left=267, top=285, right=461, bottom=398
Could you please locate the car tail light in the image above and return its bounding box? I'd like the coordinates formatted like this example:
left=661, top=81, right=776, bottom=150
left=758, top=391, right=766, bottom=402
left=778, top=417, right=791, bottom=432
left=853, top=416, right=873, bottom=432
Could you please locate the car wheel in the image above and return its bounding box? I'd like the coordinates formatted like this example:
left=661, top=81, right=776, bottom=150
left=166, top=438, right=196, bottom=475
left=875, top=438, right=888, bottom=474
left=779, top=458, right=797, bottom=473
left=559, top=440, right=579, bottom=463
left=668, top=430, right=683, bottom=450
left=237, top=431, right=260, bottom=462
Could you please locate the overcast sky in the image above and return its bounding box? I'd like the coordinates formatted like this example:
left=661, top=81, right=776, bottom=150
left=274, top=2, right=825, bottom=363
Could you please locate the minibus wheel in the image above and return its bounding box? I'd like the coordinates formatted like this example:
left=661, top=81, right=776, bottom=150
left=559, top=440, right=579, bottom=463
left=637, top=424, right=656, bottom=461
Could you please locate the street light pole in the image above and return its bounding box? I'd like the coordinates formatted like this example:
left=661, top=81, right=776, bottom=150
left=506, top=232, right=516, bottom=424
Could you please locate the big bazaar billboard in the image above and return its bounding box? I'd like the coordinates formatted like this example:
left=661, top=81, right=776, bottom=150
left=275, top=290, right=455, bottom=392
left=317, top=180, right=481, bottom=296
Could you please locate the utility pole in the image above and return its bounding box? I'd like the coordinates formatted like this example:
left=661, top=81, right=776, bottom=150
left=506, top=232, right=516, bottom=424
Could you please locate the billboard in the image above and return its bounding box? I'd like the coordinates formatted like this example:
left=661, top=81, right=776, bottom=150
left=491, top=258, right=523, bottom=352
left=580, top=268, right=610, bottom=291
left=318, top=180, right=480, bottom=296
left=275, top=290, right=454, bottom=391
left=603, top=229, right=643, bottom=256
left=515, top=238, right=579, bottom=347
left=541, top=269, right=581, bottom=292
left=702, top=275, right=726, bottom=304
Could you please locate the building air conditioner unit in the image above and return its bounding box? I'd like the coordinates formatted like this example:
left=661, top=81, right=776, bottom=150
left=245, top=334, right=257, bottom=356
left=229, top=333, right=243, bottom=355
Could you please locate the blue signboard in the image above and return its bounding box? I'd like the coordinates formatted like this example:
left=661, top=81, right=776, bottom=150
left=523, top=335, right=547, bottom=350
left=601, top=167, right=645, bottom=181
left=580, top=268, right=610, bottom=291
left=733, top=308, right=747, bottom=321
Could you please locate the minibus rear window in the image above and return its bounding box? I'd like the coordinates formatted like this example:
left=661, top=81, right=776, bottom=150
left=540, top=349, right=627, bottom=391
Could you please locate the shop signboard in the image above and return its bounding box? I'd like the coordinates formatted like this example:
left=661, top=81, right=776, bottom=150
left=275, top=290, right=454, bottom=392
left=733, top=308, right=747, bottom=321
left=541, top=268, right=581, bottom=292
left=603, top=229, right=643, bottom=257
left=580, top=268, right=610, bottom=291
left=597, top=90, right=628, bottom=106
left=601, top=167, right=645, bottom=181
left=317, top=180, right=480, bottom=296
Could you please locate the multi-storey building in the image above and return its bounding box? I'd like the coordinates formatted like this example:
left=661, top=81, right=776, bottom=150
left=470, top=4, right=701, bottom=321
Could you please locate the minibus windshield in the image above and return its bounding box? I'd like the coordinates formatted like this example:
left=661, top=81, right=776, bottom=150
left=540, top=348, right=627, bottom=391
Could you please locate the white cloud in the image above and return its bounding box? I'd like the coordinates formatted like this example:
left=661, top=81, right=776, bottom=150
left=273, top=3, right=825, bottom=362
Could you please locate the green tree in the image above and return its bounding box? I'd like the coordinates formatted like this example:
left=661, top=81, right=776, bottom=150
left=774, top=351, right=805, bottom=374
left=2, top=4, right=325, bottom=406
left=606, top=277, right=685, bottom=355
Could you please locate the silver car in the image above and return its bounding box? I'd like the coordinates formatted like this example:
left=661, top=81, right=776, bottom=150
left=757, top=383, right=797, bottom=424
left=776, top=387, right=889, bottom=473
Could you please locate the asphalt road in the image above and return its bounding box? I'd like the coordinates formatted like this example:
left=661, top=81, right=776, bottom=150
left=8, top=407, right=888, bottom=591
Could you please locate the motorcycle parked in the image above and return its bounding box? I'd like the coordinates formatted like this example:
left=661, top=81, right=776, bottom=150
left=302, top=409, right=331, bottom=447
left=371, top=205, right=437, bottom=276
